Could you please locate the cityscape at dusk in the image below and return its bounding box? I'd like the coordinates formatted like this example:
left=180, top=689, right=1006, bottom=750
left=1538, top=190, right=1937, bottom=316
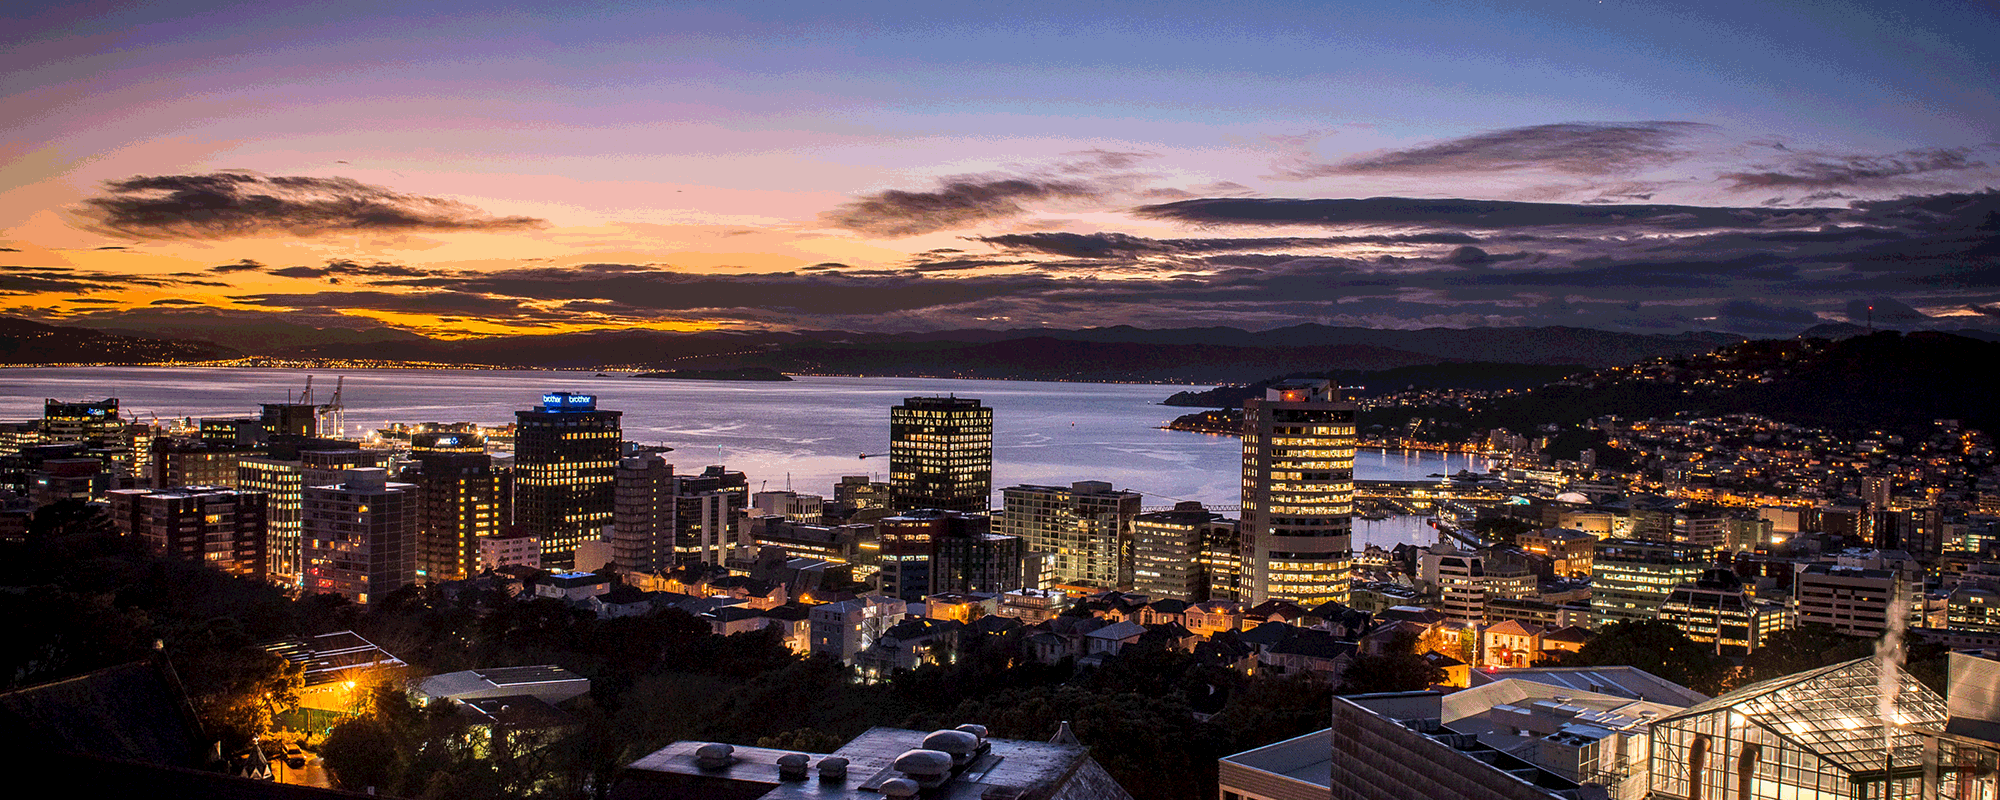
left=4, top=2, right=2000, bottom=799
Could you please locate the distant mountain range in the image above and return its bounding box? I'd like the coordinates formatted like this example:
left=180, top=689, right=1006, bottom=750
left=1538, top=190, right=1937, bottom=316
left=214, top=321, right=1748, bottom=381
left=11, top=314, right=1998, bottom=389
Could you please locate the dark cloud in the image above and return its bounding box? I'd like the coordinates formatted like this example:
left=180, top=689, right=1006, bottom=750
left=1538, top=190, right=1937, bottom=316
left=1134, top=196, right=1839, bottom=230
left=972, top=231, right=1481, bottom=259
left=149, top=298, right=203, bottom=305
left=1721, top=147, right=1986, bottom=190
left=1714, top=300, right=1822, bottom=334
left=0, top=265, right=185, bottom=294
left=1971, top=303, right=2000, bottom=319
left=263, top=259, right=440, bottom=280
left=231, top=289, right=546, bottom=319
left=64, top=298, right=120, bottom=304
left=78, top=172, right=547, bottom=240
left=209, top=259, right=265, bottom=273
left=1278, top=122, right=1711, bottom=179
left=824, top=177, right=1098, bottom=237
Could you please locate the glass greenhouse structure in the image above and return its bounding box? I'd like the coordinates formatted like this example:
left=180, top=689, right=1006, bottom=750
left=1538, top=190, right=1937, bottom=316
left=1650, top=657, right=1947, bottom=800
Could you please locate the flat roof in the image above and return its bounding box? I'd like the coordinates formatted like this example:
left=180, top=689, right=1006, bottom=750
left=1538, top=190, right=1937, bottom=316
left=1219, top=728, right=1332, bottom=789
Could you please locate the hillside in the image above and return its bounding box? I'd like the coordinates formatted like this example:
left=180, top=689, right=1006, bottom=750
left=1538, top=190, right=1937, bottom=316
left=0, top=318, right=238, bottom=365
left=1387, top=332, right=2000, bottom=438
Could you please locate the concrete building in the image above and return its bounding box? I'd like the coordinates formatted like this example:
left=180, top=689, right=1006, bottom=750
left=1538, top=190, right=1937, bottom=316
left=888, top=396, right=992, bottom=514
left=106, top=486, right=268, bottom=577
left=514, top=392, right=621, bottom=570
left=1590, top=538, right=1709, bottom=629
left=1132, top=501, right=1236, bottom=602
left=149, top=437, right=256, bottom=490
left=1219, top=729, right=1330, bottom=800
left=751, top=490, right=823, bottom=522
left=301, top=467, right=414, bottom=605
left=808, top=595, right=907, bottom=665
left=611, top=452, right=674, bottom=572
left=999, top=480, right=1141, bottom=590
left=479, top=531, right=541, bottom=570
left=1795, top=562, right=1912, bottom=638
left=670, top=464, right=747, bottom=566
left=1239, top=379, right=1357, bottom=606
left=238, top=442, right=386, bottom=583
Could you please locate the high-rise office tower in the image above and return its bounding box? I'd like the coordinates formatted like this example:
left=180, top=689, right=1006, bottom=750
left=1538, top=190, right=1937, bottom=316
left=406, top=432, right=502, bottom=582
left=889, top=396, right=992, bottom=514
left=1239, top=379, right=1357, bottom=606
left=260, top=403, right=321, bottom=441
left=41, top=398, right=123, bottom=444
left=999, top=480, right=1142, bottom=590
left=302, top=467, right=413, bottom=605
left=107, top=486, right=268, bottom=577
left=612, top=452, right=674, bottom=573
left=514, top=392, right=621, bottom=570
left=1132, top=501, right=1235, bottom=602
left=239, top=442, right=384, bottom=584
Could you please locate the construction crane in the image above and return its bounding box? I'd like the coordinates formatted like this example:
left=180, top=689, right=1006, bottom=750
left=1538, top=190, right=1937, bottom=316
left=320, top=376, right=345, bottom=438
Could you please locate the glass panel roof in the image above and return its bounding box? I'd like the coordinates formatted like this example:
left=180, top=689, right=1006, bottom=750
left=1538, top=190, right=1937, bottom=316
left=1658, top=657, right=1948, bottom=775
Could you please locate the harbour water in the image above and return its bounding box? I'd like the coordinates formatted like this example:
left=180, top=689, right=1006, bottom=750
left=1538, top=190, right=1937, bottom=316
left=1, top=367, right=1486, bottom=548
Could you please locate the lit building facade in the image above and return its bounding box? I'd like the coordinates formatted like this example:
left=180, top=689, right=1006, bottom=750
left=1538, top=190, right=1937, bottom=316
left=513, top=392, right=620, bottom=570
left=238, top=443, right=385, bottom=583
left=671, top=464, right=747, bottom=566
left=1659, top=568, right=1793, bottom=655
left=1131, top=501, right=1234, bottom=601
left=999, top=480, right=1141, bottom=590
left=406, top=432, right=502, bottom=582
left=1240, top=379, right=1356, bottom=606
left=302, top=467, right=414, bottom=605
left=1590, top=538, right=1709, bottom=629
left=888, top=396, right=992, bottom=514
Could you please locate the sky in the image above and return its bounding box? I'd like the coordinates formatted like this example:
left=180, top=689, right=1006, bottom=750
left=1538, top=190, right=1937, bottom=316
left=4, top=0, right=1997, bottom=339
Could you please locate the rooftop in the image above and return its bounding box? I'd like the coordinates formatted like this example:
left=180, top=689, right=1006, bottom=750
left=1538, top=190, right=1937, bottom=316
left=1468, top=665, right=1709, bottom=707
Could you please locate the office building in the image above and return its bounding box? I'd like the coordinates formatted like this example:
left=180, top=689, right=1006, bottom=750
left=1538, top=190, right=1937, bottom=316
left=40, top=398, right=123, bottom=444
left=238, top=443, right=385, bottom=583
left=1240, top=379, right=1357, bottom=606
left=1590, top=538, right=1709, bottom=629
left=751, top=490, right=823, bottom=522
left=106, top=486, right=268, bottom=577
left=611, top=452, right=674, bottom=572
left=888, top=396, right=992, bottom=514
left=1658, top=568, right=1793, bottom=655
left=671, top=464, right=748, bottom=566
left=150, top=437, right=255, bottom=490
left=1000, top=480, right=1142, bottom=590
left=1132, top=501, right=1235, bottom=601
left=406, top=432, right=502, bottom=582
left=1795, top=563, right=1912, bottom=638
left=874, top=508, right=1020, bottom=601
left=1517, top=528, right=1597, bottom=579
left=259, top=402, right=321, bottom=441
left=302, top=468, right=413, bottom=604
left=480, top=531, right=541, bottom=571
left=514, top=392, right=620, bottom=570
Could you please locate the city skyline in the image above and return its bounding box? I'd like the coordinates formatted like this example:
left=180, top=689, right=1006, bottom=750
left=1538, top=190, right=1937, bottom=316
left=4, top=1, right=1997, bottom=339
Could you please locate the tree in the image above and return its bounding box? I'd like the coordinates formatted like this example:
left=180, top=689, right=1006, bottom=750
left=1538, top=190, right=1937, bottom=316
left=1738, top=624, right=1872, bottom=684
left=1338, top=630, right=1443, bottom=694
left=1570, top=620, right=1729, bottom=695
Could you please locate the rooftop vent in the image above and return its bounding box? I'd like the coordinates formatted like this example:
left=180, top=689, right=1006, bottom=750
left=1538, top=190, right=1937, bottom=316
left=923, top=729, right=982, bottom=766
left=893, top=749, right=954, bottom=789
left=776, top=753, right=809, bottom=781
left=694, top=743, right=735, bottom=771
left=881, top=777, right=920, bottom=798
left=818, top=756, right=849, bottom=781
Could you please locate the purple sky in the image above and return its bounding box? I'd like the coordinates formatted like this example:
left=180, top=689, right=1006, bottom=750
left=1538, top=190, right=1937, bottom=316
left=4, top=0, right=1997, bottom=337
